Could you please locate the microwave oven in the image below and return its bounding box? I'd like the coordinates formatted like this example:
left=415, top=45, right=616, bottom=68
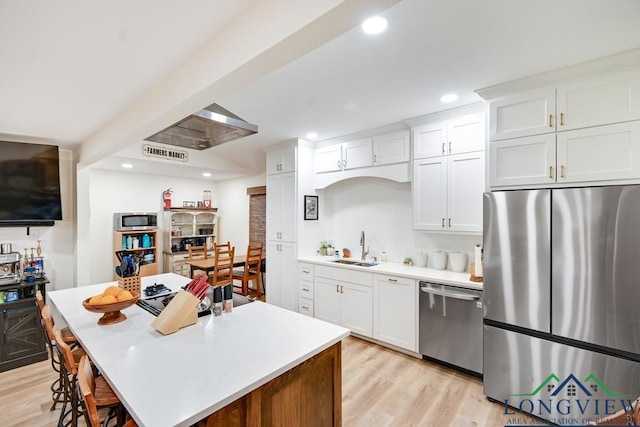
left=114, top=212, right=158, bottom=231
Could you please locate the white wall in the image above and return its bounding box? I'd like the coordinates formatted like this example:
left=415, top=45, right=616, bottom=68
left=214, top=172, right=266, bottom=255
left=0, top=149, right=76, bottom=290
left=313, top=176, right=481, bottom=271
left=86, top=168, right=220, bottom=283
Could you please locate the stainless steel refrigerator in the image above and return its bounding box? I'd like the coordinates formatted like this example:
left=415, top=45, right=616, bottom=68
left=483, top=186, right=640, bottom=424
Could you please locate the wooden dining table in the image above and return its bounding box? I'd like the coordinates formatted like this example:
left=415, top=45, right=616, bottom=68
left=186, top=254, right=266, bottom=280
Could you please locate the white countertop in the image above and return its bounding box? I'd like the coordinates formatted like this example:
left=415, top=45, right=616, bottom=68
left=298, top=256, right=484, bottom=291
left=48, top=273, right=349, bottom=427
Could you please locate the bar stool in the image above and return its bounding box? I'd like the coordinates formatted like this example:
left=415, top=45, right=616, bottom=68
left=54, top=328, right=84, bottom=427
left=41, top=305, right=84, bottom=412
left=232, top=243, right=263, bottom=296
left=77, top=355, right=136, bottom=427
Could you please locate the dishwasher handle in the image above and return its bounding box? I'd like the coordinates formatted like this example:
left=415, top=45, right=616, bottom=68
left=420, top=285, right=480, bottom=301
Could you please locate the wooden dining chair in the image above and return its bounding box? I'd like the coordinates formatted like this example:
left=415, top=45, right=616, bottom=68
left=211, top=244, right=235, bottom=287
left=78, top=355, right=137, bottom=427
left=232, top=243, right=263, bottom=296
left=188, top=245, right=208, bottom=278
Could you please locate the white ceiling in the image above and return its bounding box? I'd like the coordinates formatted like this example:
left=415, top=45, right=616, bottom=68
left=2, top=0, right=640, bottom=181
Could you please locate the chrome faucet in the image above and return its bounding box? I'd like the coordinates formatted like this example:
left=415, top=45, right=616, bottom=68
left=360, top=230, right=369, bottom=261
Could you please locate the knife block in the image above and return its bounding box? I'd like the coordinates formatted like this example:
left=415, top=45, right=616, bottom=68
left=151, top=290, right=199, bottom=335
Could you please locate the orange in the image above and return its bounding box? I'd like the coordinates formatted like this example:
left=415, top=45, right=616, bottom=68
left=117, top=290, right=133, bottom=302
left=103, top=285, right=122, bottom=297
left=89, top=295, right=102, bottom=304
left=101, top=295, right=117, bottom=304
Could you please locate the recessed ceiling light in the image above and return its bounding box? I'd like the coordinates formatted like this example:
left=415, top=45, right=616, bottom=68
left=121, top=163, right=133, bottom=169
left=440, top=93, right=458, bottom=103
left=306, top=132, right=318, bottom=139
left=202, top=172, right=212, bottom=177
left=362, top=16, right=387, bottom=35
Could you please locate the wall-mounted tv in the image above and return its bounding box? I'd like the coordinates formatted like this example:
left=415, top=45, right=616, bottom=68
left=0, top=141, right=62, bottom=226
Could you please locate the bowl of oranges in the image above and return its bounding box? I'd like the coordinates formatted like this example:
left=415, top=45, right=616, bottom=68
left=82, top=285, right=140, bottom=325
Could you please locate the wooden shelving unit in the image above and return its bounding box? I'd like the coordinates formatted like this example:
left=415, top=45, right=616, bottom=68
left=112, top=230, right=158, bottom=280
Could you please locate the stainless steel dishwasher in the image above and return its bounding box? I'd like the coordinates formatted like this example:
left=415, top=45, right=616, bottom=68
left=419, top=281, right=483, bottom=375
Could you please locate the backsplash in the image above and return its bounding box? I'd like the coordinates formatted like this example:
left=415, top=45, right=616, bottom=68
left=315, top=177, right=482, bottom=269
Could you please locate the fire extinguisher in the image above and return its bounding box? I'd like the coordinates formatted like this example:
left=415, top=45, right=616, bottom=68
left=163, top=188, right=173, bottom=208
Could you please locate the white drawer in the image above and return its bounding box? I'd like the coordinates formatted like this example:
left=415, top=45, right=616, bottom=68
left=299, top=281, right=314, bottom=300
left=298, top=263, right=314, bottom=281
left=298, top=298, right=314, bottom=317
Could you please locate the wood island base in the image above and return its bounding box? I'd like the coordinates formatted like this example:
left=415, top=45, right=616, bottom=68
left=198, top=342, right=342, bottom=427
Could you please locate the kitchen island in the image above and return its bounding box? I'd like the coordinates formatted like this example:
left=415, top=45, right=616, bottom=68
left=48, top=273, right=349, bottom=427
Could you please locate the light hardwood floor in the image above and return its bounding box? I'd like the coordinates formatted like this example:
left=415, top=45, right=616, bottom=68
left=0, top=336, right=510, bottom=426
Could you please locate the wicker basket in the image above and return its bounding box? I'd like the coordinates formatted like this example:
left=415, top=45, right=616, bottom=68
left=118, top=276, right=141, bottom=294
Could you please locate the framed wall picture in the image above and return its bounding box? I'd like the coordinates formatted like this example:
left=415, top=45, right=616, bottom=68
left=304, top=195, right=318, bottom=220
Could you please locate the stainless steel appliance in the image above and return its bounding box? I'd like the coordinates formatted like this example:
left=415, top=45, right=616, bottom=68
left=483, top=186, right=640, bottom=424
left=113, top=212, right=158, bottom=231
left=419, top=281, right=483, bottom=375
left=0, top=252, right=21, bottom=285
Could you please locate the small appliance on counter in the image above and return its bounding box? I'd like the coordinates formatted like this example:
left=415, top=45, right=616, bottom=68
left=0, top=252, right=21, bottom=286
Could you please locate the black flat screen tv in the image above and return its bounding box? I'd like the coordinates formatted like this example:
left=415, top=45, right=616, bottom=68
left=0, top=141, right=62, bottom=226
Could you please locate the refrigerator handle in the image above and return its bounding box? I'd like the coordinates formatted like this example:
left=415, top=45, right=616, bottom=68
left=420, top=286, right=480, bottom=301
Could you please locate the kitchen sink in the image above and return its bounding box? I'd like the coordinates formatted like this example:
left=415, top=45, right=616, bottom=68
left=331, top=259, right=377, bottom=267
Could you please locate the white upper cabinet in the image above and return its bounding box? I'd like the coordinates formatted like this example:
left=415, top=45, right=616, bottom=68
left=489, top=88, right=556, bottom=141
left=489, top=69, right=640, bottom=142
left=487, top=68, right=640, bottom=188
left=557, top=69, right=640, bottom=131
left=372, top=130, right=410, bottom=165
left=314, top=144, right=343, bottom=174
left=266, top=172, right=296, bottom=242
left=266, top=145, right=296, bottom=175
left=490, top=134, right=556, bottom=188
left=314, top=130, right=410, bottom=174
left=413, top=121, right=448, bottom=159
left=342, top=138, right=373, bottom=170
left=556, top=121, right=640, bottom=184
left=413, top=113, right=485, bottom=159
left=413, top=151, right=484, bottom=232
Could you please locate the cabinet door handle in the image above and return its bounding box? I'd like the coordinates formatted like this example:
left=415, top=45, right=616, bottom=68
left=442, top=142, right=445, bottom=155
left=343, top=160, right=347, bottom=167
left=448, top=218, right=452, bottom=228
left=340, top=285, right=344, bottom=294
left=336, top=284, right=339, bottom=293
left=549, top=114, right=554, bottom=127
left=302, top=270, right=310, bottom=274
left=387, top=278, right=398, bottom=283
left=373, top=154, right=377, bottom=163
left=560, top=165, right=566, bottom=178
left=441, top=218, right=445, bottom=228
left=560, top=112, right=565, bottom=126
left=302, top=305, right=309, bottom=310
left=549, top=166, right=554, bottom=179
left=337, top=160, right=341, bottom=168
left=449, top=141, right=452, bottom=154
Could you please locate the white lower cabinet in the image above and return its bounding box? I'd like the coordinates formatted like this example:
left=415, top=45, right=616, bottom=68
left=298, top=262, right=314, bottom=317
left=266, top=241, right=297, bottom=312
left=373, top=274, right=417, bottom=352
left=314, top=266, right=373, bottom=337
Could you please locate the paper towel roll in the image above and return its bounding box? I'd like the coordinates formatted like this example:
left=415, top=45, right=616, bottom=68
left=474, top=244, right=483, bottom=277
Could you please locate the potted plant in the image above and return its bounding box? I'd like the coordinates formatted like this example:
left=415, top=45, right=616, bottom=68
left=317, top=241, right=334, bottom=256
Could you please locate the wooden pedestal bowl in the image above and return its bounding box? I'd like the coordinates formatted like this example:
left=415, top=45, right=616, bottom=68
left=82, top=292, right=140, bottom=325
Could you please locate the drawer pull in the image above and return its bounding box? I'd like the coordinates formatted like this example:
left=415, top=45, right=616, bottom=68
left=302, top=270, right=310, bottom=274
left=336, top=284, right=339, bottom=293
left=302, top=305, right=309, bottom=310
left=302, top=287, right=310, bottom=292
left=549, top=166, right=554, bottom=179
left=441, top=142, right=445, bottom=155
left=560, top=164, right=566, bottom=178
left=387, top=278, right=398, bottom=283
left=549, top=114, right=554, bottom=127
left=560, top=112, right=565, bottom=126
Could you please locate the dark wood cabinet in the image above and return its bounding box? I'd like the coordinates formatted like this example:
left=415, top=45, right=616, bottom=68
left=198, top=341, right=342, bottom=427
left=0, top=279, right=48, bottom=372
